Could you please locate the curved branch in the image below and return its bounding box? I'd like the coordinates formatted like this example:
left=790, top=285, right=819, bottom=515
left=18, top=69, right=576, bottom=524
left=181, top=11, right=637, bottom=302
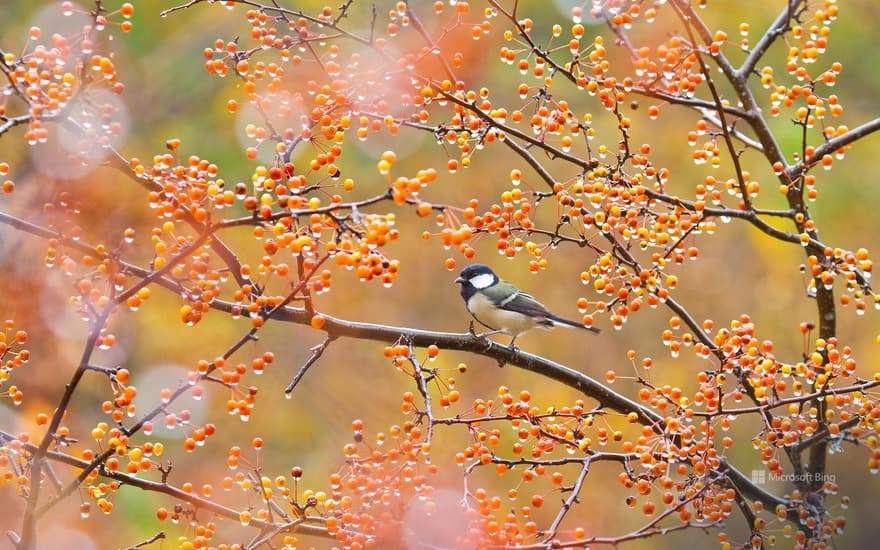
left=668, top=0, right=787, bottom=168
left=0, top=430, right=334, bottom=542
left=738, top=0, right=805, bottom=78
left=269, top=305, right=666, bottom=428
left=785, top=117, right=880, bottom=180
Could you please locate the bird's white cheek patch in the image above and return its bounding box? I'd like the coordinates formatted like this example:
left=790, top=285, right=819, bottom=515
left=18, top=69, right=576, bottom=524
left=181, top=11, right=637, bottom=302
left=468, top=273, right=495, bottom=289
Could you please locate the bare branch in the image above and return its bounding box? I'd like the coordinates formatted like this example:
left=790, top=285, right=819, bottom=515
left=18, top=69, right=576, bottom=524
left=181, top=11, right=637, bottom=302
left=285, top=336, right=337, bottom=393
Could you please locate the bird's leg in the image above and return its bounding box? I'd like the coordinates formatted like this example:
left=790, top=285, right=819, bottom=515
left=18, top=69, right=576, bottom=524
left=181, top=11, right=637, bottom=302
left=469, top=322, right=504, bottom=338
left=507, top=335, right=519, bottom=352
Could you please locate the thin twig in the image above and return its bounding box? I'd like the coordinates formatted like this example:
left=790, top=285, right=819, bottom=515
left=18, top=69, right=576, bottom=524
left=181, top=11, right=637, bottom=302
left=285, top=336, right=337, bottom=393
left=121, top=531, right=166, bottom=550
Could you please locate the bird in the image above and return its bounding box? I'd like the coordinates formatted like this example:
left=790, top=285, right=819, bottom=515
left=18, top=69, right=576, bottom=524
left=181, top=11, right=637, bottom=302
left=455, top=263, right=600, bottom=348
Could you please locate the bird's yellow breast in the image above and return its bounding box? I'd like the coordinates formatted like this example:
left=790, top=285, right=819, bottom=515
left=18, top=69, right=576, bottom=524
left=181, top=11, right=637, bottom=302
left=467, top=292, right=542, bottom=336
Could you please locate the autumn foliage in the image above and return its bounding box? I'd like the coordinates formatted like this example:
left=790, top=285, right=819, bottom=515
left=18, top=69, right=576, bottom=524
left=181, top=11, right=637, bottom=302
left=1, top=0, right=880, bottom=549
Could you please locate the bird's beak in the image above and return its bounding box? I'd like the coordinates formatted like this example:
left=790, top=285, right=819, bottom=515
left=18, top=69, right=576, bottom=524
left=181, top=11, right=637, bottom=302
left=454, top=276, right=465, bottom=284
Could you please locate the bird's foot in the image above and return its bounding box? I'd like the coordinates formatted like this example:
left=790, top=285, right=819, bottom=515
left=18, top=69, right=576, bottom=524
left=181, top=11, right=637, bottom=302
left=477, top=330, right=502, bottom=352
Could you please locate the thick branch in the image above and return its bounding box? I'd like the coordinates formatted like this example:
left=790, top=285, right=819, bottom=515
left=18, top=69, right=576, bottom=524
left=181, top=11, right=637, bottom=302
left=282, top=308, right=665, bottom=428
left=738, top=0, right=805, bottom=78
left=784, top=117, right=880, bottom=180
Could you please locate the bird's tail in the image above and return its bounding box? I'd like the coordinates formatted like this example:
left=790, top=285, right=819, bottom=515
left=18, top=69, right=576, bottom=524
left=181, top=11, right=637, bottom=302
left=547, top=314, right=601, bottom=333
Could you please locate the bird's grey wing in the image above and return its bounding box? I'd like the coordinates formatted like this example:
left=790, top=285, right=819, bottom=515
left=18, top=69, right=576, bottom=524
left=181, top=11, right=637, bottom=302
left=496, top=289, right=552, bottom=318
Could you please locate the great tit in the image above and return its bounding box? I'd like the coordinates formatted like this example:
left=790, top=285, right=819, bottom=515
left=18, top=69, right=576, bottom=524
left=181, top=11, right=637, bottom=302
left=455, top=263, right=600, bottom=347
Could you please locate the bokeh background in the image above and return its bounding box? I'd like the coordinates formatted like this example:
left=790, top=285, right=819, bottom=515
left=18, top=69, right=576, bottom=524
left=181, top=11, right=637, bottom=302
left=1, top=0, right=880, bottom=548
